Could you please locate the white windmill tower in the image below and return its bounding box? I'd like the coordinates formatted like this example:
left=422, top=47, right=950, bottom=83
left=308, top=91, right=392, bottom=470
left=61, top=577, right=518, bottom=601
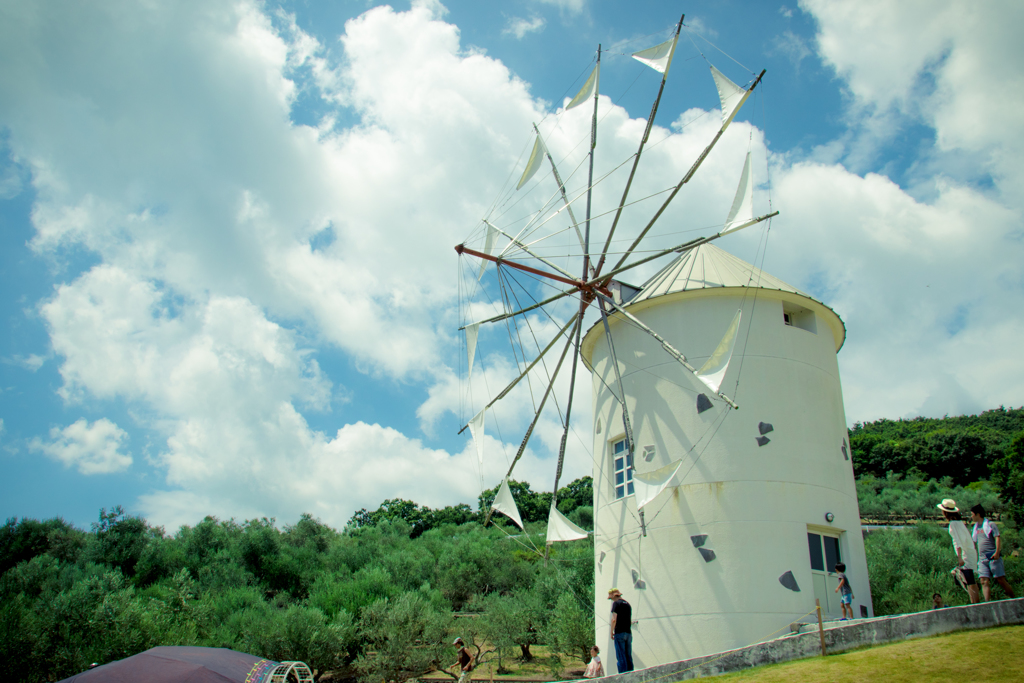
left=580, top=243, right=872, bottom=669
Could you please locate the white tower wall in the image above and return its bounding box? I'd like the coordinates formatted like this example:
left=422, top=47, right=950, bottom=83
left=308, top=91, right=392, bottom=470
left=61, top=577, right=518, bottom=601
left=582, top=282, right=871, bottom=671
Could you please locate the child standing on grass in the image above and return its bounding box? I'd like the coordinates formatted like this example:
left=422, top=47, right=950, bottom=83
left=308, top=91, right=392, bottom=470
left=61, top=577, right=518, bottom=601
left=834, top=562, right=854, bottom=620
left=584, top=646, right=604, bottom=678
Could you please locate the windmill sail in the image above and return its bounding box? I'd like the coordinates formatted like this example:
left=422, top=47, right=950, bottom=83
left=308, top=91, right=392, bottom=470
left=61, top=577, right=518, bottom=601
left=565, top=64, right=599, bottom=110
left=696, top=310, right=742, bottom=393
left=516, top=135, right=547, bottom=190
left=465, top=322, right=480, bottom=380
left=632, top=37, right=677, bottom=76
left=468, top=408, right=486, bottom=470
left=477, top=222, right=499, bottom=279
left=710, top=65, right=752, bottom=129
left=634, top=459, right=682, bottom=509
left=722, top=152, right=755, bottom=234
left=546, top=506, right=589, bottom=543
left=491, top=477, right=525, bottom=529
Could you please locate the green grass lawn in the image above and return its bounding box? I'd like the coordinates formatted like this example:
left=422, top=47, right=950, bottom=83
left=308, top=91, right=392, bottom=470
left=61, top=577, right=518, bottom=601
left=713, top=625, right=1024, bottom=682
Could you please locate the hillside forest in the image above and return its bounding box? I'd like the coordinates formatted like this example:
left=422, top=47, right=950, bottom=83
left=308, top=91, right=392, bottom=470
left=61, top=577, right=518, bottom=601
left=2, top=407, right=1023, bottom=682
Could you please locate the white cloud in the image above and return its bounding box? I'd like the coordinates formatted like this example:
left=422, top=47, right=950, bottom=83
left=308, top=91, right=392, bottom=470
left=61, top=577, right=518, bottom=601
left=4, top=354, right=46, bottom=372
left=3, top=0, right=606, bottom=528
left=801, top=0, right=1024, bottom=194
left=503, top=16, right=546, bottom=40
left=783, top=0, right=1024, bottom=421
left=535, top=0, right=587, bottom=15
left=30, top=418, right=132, bottom=475
left=771, top=30, right=811, bottom=70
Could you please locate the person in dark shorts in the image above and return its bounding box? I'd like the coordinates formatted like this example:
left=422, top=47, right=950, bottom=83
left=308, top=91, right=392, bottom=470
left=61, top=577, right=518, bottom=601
left=938, top=499, right=980, bottom=603
left=608, top=588, right=633, bottom=673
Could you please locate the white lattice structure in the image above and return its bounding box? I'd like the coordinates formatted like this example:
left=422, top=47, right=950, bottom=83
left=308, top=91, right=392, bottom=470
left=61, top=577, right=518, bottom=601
left=266, top=661, right=314, bottom=683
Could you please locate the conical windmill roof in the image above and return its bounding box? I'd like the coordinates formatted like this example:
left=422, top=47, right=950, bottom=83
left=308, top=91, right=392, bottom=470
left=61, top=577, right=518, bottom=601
left=632, top=242, right=805, bottom=301
left=624, top=242, right=846, bottom=351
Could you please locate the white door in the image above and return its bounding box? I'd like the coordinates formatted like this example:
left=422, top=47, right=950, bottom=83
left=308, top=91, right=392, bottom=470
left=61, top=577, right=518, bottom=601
left=807, top=531, right=843, bottom=618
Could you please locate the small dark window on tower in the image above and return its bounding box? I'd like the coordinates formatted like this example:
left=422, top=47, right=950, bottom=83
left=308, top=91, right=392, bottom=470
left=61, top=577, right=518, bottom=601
left=782, top=304, right=817, bottom=334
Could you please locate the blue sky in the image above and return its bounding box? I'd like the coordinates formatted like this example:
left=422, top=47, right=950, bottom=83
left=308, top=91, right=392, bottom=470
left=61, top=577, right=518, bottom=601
left=1, top=0, right=1022, bottom=531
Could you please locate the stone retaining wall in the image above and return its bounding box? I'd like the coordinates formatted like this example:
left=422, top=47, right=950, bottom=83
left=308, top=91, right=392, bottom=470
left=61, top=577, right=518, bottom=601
left=599, top=598, right=1024, bottom=683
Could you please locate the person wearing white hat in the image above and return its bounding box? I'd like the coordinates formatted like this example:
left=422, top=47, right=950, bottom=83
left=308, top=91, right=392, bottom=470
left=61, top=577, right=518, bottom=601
left=937, top=499, right=980, bottom=604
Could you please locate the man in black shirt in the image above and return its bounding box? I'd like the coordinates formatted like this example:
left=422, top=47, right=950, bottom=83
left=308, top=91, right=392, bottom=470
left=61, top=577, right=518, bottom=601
left=608, top=588, right=633, bottom=672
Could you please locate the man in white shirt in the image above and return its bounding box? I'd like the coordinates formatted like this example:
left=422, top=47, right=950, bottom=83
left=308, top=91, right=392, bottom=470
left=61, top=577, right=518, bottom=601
left=937, top=499, right=980, bottom=603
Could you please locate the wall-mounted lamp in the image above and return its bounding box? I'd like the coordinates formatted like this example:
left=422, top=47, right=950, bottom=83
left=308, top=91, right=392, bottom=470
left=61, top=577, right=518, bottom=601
left=825, top=512, right=835, bottom=523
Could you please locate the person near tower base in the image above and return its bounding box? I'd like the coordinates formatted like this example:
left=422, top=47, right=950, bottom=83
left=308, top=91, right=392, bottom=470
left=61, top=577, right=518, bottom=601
left=970, top=504, right=1016, bottom=601
left=833, top=562, right=854, bottom=620
left=608, top=588, right=633, bottom=673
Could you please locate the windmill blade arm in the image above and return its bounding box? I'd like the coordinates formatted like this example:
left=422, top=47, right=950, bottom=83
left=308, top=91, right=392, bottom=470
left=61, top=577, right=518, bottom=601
left=610, top=70, right=767, bottom=274
left=483, top=220, right=578, bottom=281
left=548, top=303, right=585, bottom=518
left=598, top=299, right=637, bottom=455
left=594, top=20, right=684, bottom=279
left=533, top=123, right=586, bottom=251
left=589, top=210, right=778, bottom=288
left=482, top=314, right=582, bottom=524
left=457, top=313, right=579, bottom=435
left=458, top=286, right=578, bottom=332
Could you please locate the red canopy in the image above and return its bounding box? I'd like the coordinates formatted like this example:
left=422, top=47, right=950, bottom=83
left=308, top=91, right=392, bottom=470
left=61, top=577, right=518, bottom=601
left=58, top=646, right=278, bottom=683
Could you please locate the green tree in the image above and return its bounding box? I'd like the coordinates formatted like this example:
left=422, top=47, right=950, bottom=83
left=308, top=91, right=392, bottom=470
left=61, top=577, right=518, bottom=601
left=90, top=506, right=153, bottom=579
left=546, top=593, right=593, bottom=665
left=0, top=516, right=84, bottom=575
left=232, top=604, right=354, bottom=682
left=992, top=431, right=1024, bottom=526
left=354, top=592, right=453, bottom=683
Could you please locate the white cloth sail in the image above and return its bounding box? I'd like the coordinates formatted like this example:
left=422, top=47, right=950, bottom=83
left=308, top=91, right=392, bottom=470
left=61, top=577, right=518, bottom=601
left=491, top=477, right=525, bottom=530
left=696, top=309, right=742, bottom=393
left=633, top=459, right=682, bottom=510
left=477, top=222, right=499, bottom=280
left=468, top=408, right=486, bottom=470
left=710, top=65, right=752, bottom=128
left=465, top=322, right=480, bottom=380
left=546, top=506, right=589, bottom=543
left=566, top=64, right=599, bottom=110
left=516, top=135, right=547, bottom=190
left=631, top=37, right=677, bottom=75
left=722, top=152, right=754, bottom=234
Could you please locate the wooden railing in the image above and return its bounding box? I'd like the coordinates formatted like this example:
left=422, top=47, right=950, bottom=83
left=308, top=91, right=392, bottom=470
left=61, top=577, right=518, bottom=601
left=860, top=512, right=1002, bottom=525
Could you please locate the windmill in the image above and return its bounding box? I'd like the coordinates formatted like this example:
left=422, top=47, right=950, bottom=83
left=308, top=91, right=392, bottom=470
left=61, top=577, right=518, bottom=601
left=455, top=14, right=869, bottom=668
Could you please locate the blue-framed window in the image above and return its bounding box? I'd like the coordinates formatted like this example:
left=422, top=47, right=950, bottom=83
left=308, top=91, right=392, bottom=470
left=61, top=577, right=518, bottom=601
left=613, top=438, right=634, bottom=499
